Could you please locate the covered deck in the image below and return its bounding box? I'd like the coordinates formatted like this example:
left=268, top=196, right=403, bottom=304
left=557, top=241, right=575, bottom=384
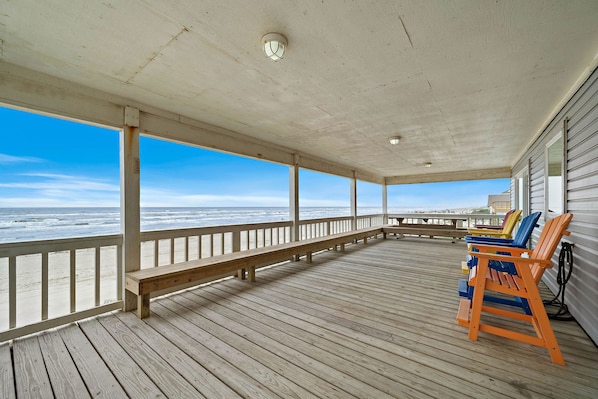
left=4, top=237, right=597, bottom=398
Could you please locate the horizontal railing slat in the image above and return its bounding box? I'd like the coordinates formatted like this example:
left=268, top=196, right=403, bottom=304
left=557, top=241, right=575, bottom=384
left=0, top=234, right=123, bottom=257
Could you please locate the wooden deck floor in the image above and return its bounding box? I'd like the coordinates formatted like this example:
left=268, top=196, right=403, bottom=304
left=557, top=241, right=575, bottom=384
left=2, top=237, right=598, bottom=398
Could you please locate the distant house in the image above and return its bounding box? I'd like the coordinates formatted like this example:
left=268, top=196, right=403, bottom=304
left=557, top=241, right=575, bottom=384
left=487, top=191, right=510, bottom=214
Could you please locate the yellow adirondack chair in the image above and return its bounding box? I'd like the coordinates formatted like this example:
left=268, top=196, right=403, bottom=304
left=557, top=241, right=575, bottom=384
left=456, top=213, right=573, bottom=365
left=467, top=209, right=522, bottom=239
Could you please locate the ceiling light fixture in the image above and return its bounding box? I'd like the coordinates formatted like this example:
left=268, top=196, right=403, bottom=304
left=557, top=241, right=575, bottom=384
left=262, top=33, right=287, bottom=61
left=424, top=162, right=432, bottom=168
left=388, top=136, right=401, bottom=145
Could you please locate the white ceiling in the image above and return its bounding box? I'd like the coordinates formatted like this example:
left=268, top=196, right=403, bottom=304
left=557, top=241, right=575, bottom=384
left=1, top=0, right=598, bottom=181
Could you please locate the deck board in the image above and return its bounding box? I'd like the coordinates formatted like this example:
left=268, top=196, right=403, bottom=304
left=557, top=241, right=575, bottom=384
left=38, top=331, right=90, bottom=398
left=12, top=337, right=53, bottom=398
left=58, top=324, right=127, bottom=398
left=174, top=291, right=401, bottom=399
left=5, top=237, right=598, bottom=398
left=115, top=311, right=241, bottom=399
left=78, top=318, right=166, bottom=398
left=0, top=343, right=15, bottom=399
left=156, top=297, right=324, bottom=399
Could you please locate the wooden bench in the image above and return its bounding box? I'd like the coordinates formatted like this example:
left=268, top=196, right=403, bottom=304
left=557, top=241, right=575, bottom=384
left=382, top=226, right=468, bottom=242
left=126, top=227, right=382, bottom=318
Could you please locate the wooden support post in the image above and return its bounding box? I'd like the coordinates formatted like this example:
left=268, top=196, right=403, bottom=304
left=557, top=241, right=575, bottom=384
left=290, top=156, right=300, bottom=261
left=306, top=252, right=312, bottom=263
left=382, top=182, right=388, bottom=224
left=121, top=106, right=141, bottom=312
left=248, top=266, right=256, bottom=282
left=350, top=171, right=357, bottom=230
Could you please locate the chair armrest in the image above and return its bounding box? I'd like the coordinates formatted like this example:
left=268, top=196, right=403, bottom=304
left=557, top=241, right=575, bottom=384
left=468, top=243, right=529, bottom=254
left=465, top=236, right=515, bottom=245
left=467, top=229, right=510, bottom=238
left=473, top=224, right=502, bottom=229
left=468, top=251, right=553, bottom=267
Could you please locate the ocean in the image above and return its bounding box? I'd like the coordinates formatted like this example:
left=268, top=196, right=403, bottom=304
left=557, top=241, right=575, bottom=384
left=0, top=207, right=387, bottom=243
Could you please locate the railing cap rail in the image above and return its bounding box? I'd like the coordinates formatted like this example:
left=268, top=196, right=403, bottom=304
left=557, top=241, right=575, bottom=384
left=0, top=234, right=123, bottom=257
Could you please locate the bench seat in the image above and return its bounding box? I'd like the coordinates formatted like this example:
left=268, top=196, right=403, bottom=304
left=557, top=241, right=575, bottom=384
left=126, top=227, right=382, bottom=318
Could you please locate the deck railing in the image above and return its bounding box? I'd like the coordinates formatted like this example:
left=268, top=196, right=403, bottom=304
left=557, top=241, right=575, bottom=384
left=140, top=214, right=387, bottom=267
left=139, top=221, right=294, bottom=268
left=297, top=214, right=385, bottom=239
left=0, top=212, right=402, bottom=340
left=0, top=234, right=123, bottom=341
left=388, top=213, right=505, bottom=229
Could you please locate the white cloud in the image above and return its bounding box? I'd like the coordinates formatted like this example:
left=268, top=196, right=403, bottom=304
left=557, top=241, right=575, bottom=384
left=0, top=173, right=120, bottom=206
left=0, top=173, right=119, bottom=192
left=140, top=187, right=356, bottom=207
left=141, top=189, right=289, bottom=207
left=0, top=197, right=118, bottom=207
left=0, top=153, right=44, bottom=164
left=299, top=198, right=349, bottom=207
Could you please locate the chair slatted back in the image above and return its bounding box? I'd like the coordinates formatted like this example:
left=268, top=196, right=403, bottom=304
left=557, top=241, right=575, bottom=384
left=500, top=209, right=522, bottom=237
left=529, top=213, right=573, bottom=284
left=498, top=209, right=515, bottom=229
left=511, top=212, right=541, bottom=247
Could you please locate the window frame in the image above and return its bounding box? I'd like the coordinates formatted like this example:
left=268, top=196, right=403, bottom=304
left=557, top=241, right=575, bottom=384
left=544, top=132, right=564, bottom=219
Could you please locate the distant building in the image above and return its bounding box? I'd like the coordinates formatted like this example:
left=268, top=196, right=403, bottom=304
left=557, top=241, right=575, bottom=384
left=487, top=190, right=510, bottom=214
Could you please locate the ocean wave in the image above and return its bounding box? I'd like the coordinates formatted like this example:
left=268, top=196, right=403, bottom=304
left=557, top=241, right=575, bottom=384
left=0, top=207, right=383, bottom=243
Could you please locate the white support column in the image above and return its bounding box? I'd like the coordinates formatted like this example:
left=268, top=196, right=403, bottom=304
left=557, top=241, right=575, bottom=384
left=121, top=106, right=141, bottom=312
left=382, top=182, right=388, bottom=224
left=350, top=171, right=357, bottom=230
left=289, top=154, right=300, bottom=242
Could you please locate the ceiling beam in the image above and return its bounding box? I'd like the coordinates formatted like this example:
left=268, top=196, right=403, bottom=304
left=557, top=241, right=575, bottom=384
left=385, top=167, right=511, bottom=185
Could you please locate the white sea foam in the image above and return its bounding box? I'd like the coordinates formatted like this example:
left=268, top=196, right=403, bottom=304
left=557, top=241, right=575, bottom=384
left=0, top=207, right=390, bottom=243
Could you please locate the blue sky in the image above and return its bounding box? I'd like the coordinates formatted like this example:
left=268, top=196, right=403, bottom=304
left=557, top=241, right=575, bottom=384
left=0, top=106, right=508, bottom=209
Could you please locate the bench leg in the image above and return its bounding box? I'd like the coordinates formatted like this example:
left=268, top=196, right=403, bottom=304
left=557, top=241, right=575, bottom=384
left=248, top=266, right=256, bottom=282
left=340, top=243, right=345, bottom=252
left=240, top=268, right=247, bottom=280
left=306, top=252, right=312, bottom=263
left=137, top=294, right=150, bottom=319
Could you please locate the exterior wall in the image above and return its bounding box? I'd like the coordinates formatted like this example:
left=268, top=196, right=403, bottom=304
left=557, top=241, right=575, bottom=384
left=512, top=67, right=598, bottom=344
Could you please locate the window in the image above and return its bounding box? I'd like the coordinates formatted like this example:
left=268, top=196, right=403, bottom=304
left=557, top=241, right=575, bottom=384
left=545, top=134, right=563, bottom=216
left=514, top=163, right=529, bottom=216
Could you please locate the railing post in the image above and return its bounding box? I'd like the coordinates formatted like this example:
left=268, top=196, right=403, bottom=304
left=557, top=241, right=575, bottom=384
left=350, top=171, right=357, bottom=231
left=8, top=256, right=16, bottom=329
left=121, top=106, right=141, bottom=312
left=232, top=231, right=241, bottom=252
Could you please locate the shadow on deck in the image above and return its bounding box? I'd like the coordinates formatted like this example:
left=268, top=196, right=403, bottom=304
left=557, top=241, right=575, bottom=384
left=3, top=237, right=598, bottom=398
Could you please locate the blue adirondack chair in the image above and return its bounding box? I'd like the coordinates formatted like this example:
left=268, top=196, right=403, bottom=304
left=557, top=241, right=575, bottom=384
left=465, top=211, right=542, bottom=269
left=458, top=211, right=542, bottom=313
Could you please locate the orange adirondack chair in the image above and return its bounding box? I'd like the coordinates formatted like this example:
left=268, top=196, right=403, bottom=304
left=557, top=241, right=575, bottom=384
left=456, top=213, right=573, bottom=365
left=466, top=209, right=522, bottom=239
